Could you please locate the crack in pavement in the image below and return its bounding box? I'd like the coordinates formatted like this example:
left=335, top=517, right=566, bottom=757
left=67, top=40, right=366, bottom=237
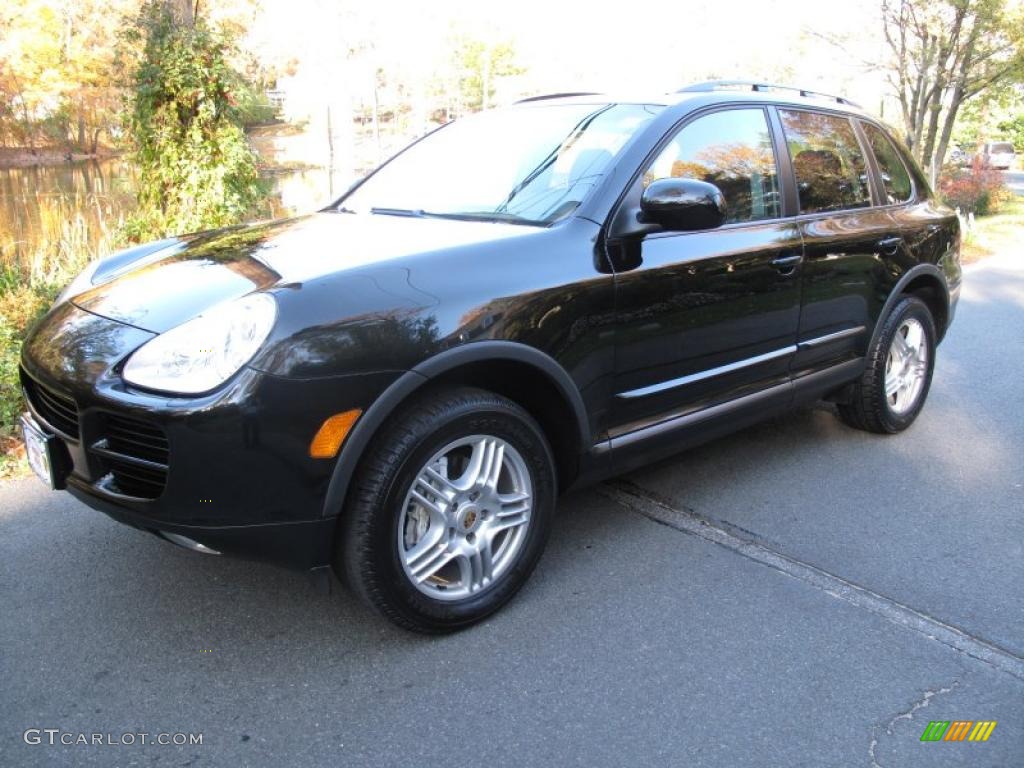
left=867, top=681, right=959, bottom=768
left=601, top=481, right=1024, bottom=681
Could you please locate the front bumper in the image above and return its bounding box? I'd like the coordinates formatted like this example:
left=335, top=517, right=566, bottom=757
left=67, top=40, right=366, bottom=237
left=20, top=301, right=399, bottom=570
left=64, top=482, right=338, bottom=568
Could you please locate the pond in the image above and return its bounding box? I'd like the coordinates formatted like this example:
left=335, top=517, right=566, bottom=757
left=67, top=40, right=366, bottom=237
left=0, top=158, right=356, bottom=268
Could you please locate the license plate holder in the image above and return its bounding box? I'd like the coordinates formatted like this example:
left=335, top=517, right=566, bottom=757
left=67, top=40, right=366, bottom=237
left=20, top=413, right=67, bottom=490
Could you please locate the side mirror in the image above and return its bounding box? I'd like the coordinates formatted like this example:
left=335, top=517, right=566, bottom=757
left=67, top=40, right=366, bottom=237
left=640, top=178, right=726, bottom=232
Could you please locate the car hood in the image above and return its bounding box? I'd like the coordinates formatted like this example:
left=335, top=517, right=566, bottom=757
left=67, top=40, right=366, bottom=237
left=70, top=212, right=539, bottom=333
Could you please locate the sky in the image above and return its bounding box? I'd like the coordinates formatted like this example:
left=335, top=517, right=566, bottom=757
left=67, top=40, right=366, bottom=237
left=235, top=0, right=899, bottom=179
left=243, top=0, right=891, bottom=112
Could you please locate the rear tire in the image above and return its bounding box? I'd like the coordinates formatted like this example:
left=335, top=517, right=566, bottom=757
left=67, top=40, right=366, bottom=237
left=337, top=387, right=556, bottom=633
left=837, top=296, right=936, bottom=434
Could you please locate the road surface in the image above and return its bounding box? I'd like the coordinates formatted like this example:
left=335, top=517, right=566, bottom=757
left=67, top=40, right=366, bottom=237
left=1, top=254, right=1022, bottom=767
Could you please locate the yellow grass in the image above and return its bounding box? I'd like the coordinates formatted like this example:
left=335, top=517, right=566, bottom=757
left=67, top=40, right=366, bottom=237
left=0, top=195, right=124, bottom=476
left=961, top=197, right=1024, bottom=264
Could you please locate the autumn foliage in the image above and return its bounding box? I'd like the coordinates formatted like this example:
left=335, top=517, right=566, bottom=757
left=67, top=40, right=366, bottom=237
left=939, top=158, right=1012, bottom=215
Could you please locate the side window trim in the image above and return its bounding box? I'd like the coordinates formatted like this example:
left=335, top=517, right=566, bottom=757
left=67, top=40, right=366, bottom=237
left=857, top=119, right=918, bottom=207
left=609, top=102, right=900, bottom=237
left=776, top=106, right=878, bottom=215
left=767, top=105, right=800, bottom=218
left=851, top=118, right=886, bottom=207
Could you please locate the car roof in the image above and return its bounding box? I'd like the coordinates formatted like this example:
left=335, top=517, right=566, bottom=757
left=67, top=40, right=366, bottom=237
left=513, top=84, right=871, bottom=119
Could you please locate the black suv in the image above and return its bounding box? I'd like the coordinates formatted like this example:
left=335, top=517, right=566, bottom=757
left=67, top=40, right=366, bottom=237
left=20, top=81, right=961, bottom=632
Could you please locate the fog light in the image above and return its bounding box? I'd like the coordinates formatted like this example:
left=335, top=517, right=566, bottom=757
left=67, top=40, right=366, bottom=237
left=310, top=409, right=362, bottom=458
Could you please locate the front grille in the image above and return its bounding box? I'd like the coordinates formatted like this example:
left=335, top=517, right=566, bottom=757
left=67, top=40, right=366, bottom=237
left=22, top=373, right=80, bottom=438
left=94, top=414, right=169, bottom=500
left=105, top=414, right=169, bottom=465
left=104, top=457, right=168, bottom=499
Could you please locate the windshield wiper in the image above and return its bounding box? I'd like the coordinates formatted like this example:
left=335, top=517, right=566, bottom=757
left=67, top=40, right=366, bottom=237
left=419, top=211, right=547, bottom=226
left=370, top=207, right=427, bottom=218
left=369, top=207, right=545, bottom=226
left=496, top=104, right=613, bottom=214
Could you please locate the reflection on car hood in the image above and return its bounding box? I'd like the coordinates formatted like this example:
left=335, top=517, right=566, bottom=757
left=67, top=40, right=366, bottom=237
left=70, top=212, right=536, bottom=333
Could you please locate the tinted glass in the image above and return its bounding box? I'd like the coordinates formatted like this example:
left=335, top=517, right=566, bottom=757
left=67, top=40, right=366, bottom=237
left=344, top=103, right=661, bottom=225
left=991, top=142, right=1014, bottom=154
left=779, top=110, right=871, bottom=213
left=644, top=108, right=780, bottom=224
left=863, top=122, right=912, bottom=204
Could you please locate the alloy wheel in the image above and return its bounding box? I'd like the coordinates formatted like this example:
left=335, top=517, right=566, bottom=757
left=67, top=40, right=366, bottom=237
left=885, top=317, right=929, bottom=415
left=398, top=435, right=533, bottom=601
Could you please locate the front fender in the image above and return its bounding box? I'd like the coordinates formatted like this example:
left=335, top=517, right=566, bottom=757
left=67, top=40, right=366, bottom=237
left=320, top=341, right=590, bottom=518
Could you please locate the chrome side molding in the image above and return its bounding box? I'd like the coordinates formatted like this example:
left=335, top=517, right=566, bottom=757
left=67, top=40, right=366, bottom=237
left=616, top=346, right=796, bottom=400
left=797, top=325, right=866, bottom=349
left=615, top=326, right=867, bottom=401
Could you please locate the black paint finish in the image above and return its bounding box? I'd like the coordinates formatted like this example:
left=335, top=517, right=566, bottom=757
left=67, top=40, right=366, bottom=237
left=20, top=89, right=960, bottom=571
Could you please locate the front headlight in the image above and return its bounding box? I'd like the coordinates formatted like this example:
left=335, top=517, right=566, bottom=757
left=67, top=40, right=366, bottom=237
left=123, top=293, right=277, bottom=395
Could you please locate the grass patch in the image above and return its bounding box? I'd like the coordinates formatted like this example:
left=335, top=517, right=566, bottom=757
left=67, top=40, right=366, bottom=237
left=961, top=196, right=1024, bottom=264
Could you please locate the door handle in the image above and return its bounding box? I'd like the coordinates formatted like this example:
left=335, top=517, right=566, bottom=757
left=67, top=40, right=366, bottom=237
left=877, top=236, right=903, bottom=256
left=771, top=253, right=803, bottom=275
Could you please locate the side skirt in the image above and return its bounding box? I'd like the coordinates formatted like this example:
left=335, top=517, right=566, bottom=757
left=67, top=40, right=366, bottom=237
left=592, top=358, right=864, bottom=478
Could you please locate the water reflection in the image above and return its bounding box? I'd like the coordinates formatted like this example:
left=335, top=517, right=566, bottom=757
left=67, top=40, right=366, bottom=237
left=0, top=159, right=135, bottom=263
left=0, top=158, right=355, bottom=262
left=260, top=166, right=355, bottom=220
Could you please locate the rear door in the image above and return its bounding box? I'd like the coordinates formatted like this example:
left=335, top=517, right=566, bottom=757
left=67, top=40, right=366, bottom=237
left=775, top=107, right=902, bottom=380
left=860, top=120, right=960, bottom=319
left=609, top=107, right=802, bottom=440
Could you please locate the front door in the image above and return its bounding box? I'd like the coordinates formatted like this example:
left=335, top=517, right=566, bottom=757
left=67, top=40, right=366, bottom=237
left=609, top=107, right=802, bottom=441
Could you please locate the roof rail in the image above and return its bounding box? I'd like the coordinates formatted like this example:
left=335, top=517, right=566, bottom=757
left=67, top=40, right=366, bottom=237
left=677, top=80, right=861, bottom=108
left=515, top=92, right=602, bottom=104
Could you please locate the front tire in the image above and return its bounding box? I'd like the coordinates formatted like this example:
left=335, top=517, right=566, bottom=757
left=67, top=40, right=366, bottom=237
left=338, top=387, right=556, bottom=633
left=837, top=296, right=936, bottom=433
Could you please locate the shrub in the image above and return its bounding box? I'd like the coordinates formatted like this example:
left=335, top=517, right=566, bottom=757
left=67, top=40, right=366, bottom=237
left=0, top=295, right=52, bottom=478
left=939, top=158, right=1013, bottom=215
left=123, top=2, right=265, bottom=241
left=234, top=83, right=280, bottom=128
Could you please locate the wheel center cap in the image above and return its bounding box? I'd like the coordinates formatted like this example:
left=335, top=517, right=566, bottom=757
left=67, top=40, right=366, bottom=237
left=457, top=504, right=481, bottom=533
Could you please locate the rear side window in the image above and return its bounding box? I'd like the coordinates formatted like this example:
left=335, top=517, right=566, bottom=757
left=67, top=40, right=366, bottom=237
left=779, top=109, right=871, bottom=214
left=863, top=122, right=913, bottom=204
left=644, top=108, right=781, bottom=224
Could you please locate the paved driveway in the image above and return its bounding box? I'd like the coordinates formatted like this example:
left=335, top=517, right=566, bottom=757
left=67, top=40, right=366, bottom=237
left=1003, top=170, right=1024, bottom=196
left=1, top=254, right=1022, bottom=767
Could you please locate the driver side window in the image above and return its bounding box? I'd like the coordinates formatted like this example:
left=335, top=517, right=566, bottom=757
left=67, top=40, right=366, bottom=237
left=643, top=108, right=781, bottom=225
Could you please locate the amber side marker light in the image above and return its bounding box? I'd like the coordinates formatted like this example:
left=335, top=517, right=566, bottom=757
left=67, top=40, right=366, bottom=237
left=309, top=409, right=362, bottom=458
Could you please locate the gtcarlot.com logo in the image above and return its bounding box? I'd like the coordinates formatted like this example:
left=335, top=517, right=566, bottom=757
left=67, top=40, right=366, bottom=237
left=920, top=720, right=997, bottom=742
left=24, top=729, right=203, bottom=746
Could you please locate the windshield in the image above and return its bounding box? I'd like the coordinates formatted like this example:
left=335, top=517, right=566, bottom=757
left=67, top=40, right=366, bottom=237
left=341, top=103, right=662, bottom=225
left=991, top=142, right=1014, bottom=154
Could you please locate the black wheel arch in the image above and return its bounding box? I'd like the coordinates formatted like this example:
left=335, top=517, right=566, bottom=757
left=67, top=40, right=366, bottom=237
left=870, top=263, right=950, bottom=352
left=321, top=341, right=591, bottom=518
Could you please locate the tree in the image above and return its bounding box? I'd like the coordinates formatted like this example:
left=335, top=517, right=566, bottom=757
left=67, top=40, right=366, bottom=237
left=881, top=0, right=1024, bottom=181
left=1000, top=112, right=1024, bottom=148
left=122, top=0, right=264, bottom=240
left=0, top=0, right=65, bottom=149
left=0, top=0, right=138, bottom=151
left=452, top=39, right=524, bottom=114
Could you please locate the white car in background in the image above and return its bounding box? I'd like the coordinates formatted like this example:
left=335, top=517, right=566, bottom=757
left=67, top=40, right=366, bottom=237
left=948, top=146, right=971, bottom=166
left=979, top=141, right=1016, bottom=170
